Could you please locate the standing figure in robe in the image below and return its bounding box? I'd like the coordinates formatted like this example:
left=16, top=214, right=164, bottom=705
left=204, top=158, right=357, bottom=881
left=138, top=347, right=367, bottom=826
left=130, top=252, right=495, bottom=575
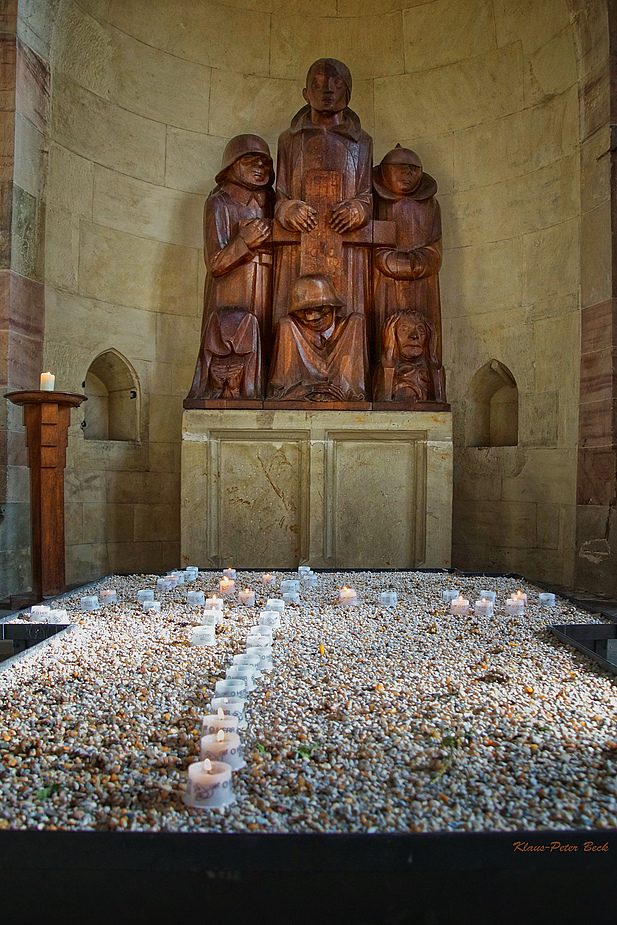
left=372, top=145, right=445, bottom=397
left=273, top=58, right=373, bottom=331
left=185, top=134, right=274, bottom=404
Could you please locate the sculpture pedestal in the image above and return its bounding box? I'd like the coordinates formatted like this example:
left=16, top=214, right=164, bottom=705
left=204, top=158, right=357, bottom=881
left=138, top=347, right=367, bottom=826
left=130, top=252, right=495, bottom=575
left=6, top=390, right=86, bottom=599
left=181, top=409, right=452, bottom=569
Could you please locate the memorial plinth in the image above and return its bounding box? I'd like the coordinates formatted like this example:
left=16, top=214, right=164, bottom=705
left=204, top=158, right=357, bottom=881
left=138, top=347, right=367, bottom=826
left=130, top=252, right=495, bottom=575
left=181, top=409, right=452, bottom=569
left=5, top=390, right=86, bottom=599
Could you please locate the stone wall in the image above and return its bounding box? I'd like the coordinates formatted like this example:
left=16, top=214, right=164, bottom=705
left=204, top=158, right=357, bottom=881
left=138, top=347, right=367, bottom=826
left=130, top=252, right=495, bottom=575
left=0, top=0, right=604, bottom=595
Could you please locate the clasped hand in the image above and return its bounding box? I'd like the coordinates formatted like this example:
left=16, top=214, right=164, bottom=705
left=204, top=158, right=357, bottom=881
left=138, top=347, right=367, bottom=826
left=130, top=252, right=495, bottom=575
left=238, top=218, right=271, bottom=248
left=284, top=200, right=365, bottom=234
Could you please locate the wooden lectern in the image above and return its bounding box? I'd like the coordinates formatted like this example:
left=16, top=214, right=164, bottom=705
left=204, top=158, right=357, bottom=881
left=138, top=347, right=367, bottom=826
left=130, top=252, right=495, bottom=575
left=5, top=390, right=86, bottom=600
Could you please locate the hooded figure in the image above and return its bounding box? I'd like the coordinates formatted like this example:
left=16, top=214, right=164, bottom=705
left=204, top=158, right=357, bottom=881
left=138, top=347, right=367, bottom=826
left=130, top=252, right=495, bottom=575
left=185, top=134, right=273, bottom=405
left=267, top=274, right=369, bottom=402
left=372, top=145, right=445, bottom=397
left=272, top=58, right=373, bottom=332
left=197, top=307, right=262, bottom=400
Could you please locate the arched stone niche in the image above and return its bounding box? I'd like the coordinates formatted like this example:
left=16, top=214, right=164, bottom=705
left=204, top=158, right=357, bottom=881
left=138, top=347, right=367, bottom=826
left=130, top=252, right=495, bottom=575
left=466, top=361, right=519, bottom=448
left=82, top=350, right=140, bottom=443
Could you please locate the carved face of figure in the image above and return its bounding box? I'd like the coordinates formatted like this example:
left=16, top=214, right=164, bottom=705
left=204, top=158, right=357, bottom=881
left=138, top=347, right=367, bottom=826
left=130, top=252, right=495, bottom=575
left=381, top=163, right=423, bottom=196
left=228, top=153, right=272, bottom=188
left=302, top=63, right=349, bottom=114
left=396, top=316, right=428, bottom=359
left=294, top=304, right=337, bottom=335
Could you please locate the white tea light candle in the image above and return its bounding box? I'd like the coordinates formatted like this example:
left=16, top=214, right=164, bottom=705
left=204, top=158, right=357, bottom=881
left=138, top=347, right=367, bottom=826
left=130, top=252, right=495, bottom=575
left=219, top=577, right=235, bottom=595
left=184, top=758, right=235, bottom=810
left=246, top=644, right=273, bottom=672
left=215, top=679, right=245, bottom=699
left=379, top=591, right=397, bottom=607
left=47, top=609, right=69, bottom=624
left=200, top=730, right=245, bottom=770
left=157, top=578, right=173, bottom=592
left=259, top=611, right=280, bottom=630
left=261, top=573, right=275, bottom=586
left=226, top=665, right=255, bottom=694
left=137, top=589, right=154, bottom=602
left=281, top=579, right=300, bottom=593
left=190, top=626, right=216, bottom=646
left=80, top=596, right=99, bottom=611
left=505, top=599, right=525, bottom=616
left=205, top=596, right=224, bottom=612
left=478, top=590, right=496, bottom=602
left=187, top=590, right=206, bottom=606
left=223, top=568, right=236, bottom=580
left=142, top=600, right=161, bottom=613
left=211, top=696, right=247, bottom=729
left=511, top=589, right=527, bottom=604
left=474, top=598, right=494, bottom=617
left=339, top=586, right=358, bottom=607
left=100, top=590, right=117, bottom=604
left=449, top=595, right=470, bottom=615
left=201, top=709, right=239, bottom=737
left=442, top=589, right=460, bottom=602
left=238, top=588, right=256, bottom=606
left=539, top=592, right=556, bottom=606
left=282, top=590, right=300, bottom=604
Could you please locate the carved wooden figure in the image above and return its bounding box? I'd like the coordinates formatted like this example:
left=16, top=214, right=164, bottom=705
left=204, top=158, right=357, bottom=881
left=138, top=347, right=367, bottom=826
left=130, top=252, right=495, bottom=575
left=185, top=134, right=274, bottom=406
left=267, top=274, right=368, bottom=402
left=198, top=307, right=262, bottom=400
left=373, top=310, right=445, bottom=403
left=273, top=58, right=373, bottom=330
left=372, top=145, right=445, bottom=394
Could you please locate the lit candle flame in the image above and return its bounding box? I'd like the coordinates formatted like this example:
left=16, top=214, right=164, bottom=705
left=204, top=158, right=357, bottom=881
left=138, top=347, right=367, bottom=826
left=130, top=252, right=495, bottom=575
left=481, top=598, right=486, bottom=603
left=217, top=729, right=225, bottom=743
left=223, top=697, right=228, bottom=704
left=217, top=708, right=224, bottom=719
left=458, top=594, right=464, bottom=601
left=204, top=758, right=212, bottom=771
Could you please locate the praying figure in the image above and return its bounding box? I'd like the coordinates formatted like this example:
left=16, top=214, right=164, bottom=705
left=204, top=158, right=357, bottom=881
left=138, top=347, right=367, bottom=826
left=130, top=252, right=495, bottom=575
left=196, top=307, right=262, bottom=400
left=267, top=274, right=369, bottom=402
left=373, top=309, right=445, bottom=403
left=372, top=145, right=444, bottom=387
left=273, top=58, right=372, bottom=329
left=185, top=134, right=274, bottom=405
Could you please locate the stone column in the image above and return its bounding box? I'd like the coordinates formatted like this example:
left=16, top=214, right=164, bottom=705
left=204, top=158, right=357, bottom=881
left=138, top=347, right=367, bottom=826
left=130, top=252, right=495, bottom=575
left=572, top=0, right=617, bottom=595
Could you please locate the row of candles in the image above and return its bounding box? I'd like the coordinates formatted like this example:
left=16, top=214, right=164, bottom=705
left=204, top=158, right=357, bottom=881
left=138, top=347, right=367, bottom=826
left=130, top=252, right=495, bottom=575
left=443, top=588, right=556, bottom=616
left=184, top=599, right=284, bottom=810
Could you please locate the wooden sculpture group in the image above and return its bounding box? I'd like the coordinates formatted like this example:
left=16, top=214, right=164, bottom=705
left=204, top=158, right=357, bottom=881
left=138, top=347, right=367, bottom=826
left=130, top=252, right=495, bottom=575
left=185, top=58, right=446, bottom=410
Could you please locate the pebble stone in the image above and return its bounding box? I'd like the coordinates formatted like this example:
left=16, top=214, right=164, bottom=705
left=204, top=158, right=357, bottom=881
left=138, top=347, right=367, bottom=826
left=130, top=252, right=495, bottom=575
left=0, top=570, right=616, bottom=835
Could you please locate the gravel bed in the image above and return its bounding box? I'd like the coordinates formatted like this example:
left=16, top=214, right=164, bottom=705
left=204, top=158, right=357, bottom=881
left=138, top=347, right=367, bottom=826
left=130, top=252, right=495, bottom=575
left=1, top=570, right=616, bottom=834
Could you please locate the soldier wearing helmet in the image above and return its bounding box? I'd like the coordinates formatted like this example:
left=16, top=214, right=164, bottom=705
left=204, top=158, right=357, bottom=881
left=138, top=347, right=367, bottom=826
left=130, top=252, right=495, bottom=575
left=372, top=145, right=445, bottom=402
left=186, top=134, right=274, bottom=404
left=267, top=274, right=368, bottom=402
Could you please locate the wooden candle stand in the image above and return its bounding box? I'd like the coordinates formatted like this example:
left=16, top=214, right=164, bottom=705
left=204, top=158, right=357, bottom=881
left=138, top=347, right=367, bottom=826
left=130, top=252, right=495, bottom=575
left=5, top=390, right=86, bottom=601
